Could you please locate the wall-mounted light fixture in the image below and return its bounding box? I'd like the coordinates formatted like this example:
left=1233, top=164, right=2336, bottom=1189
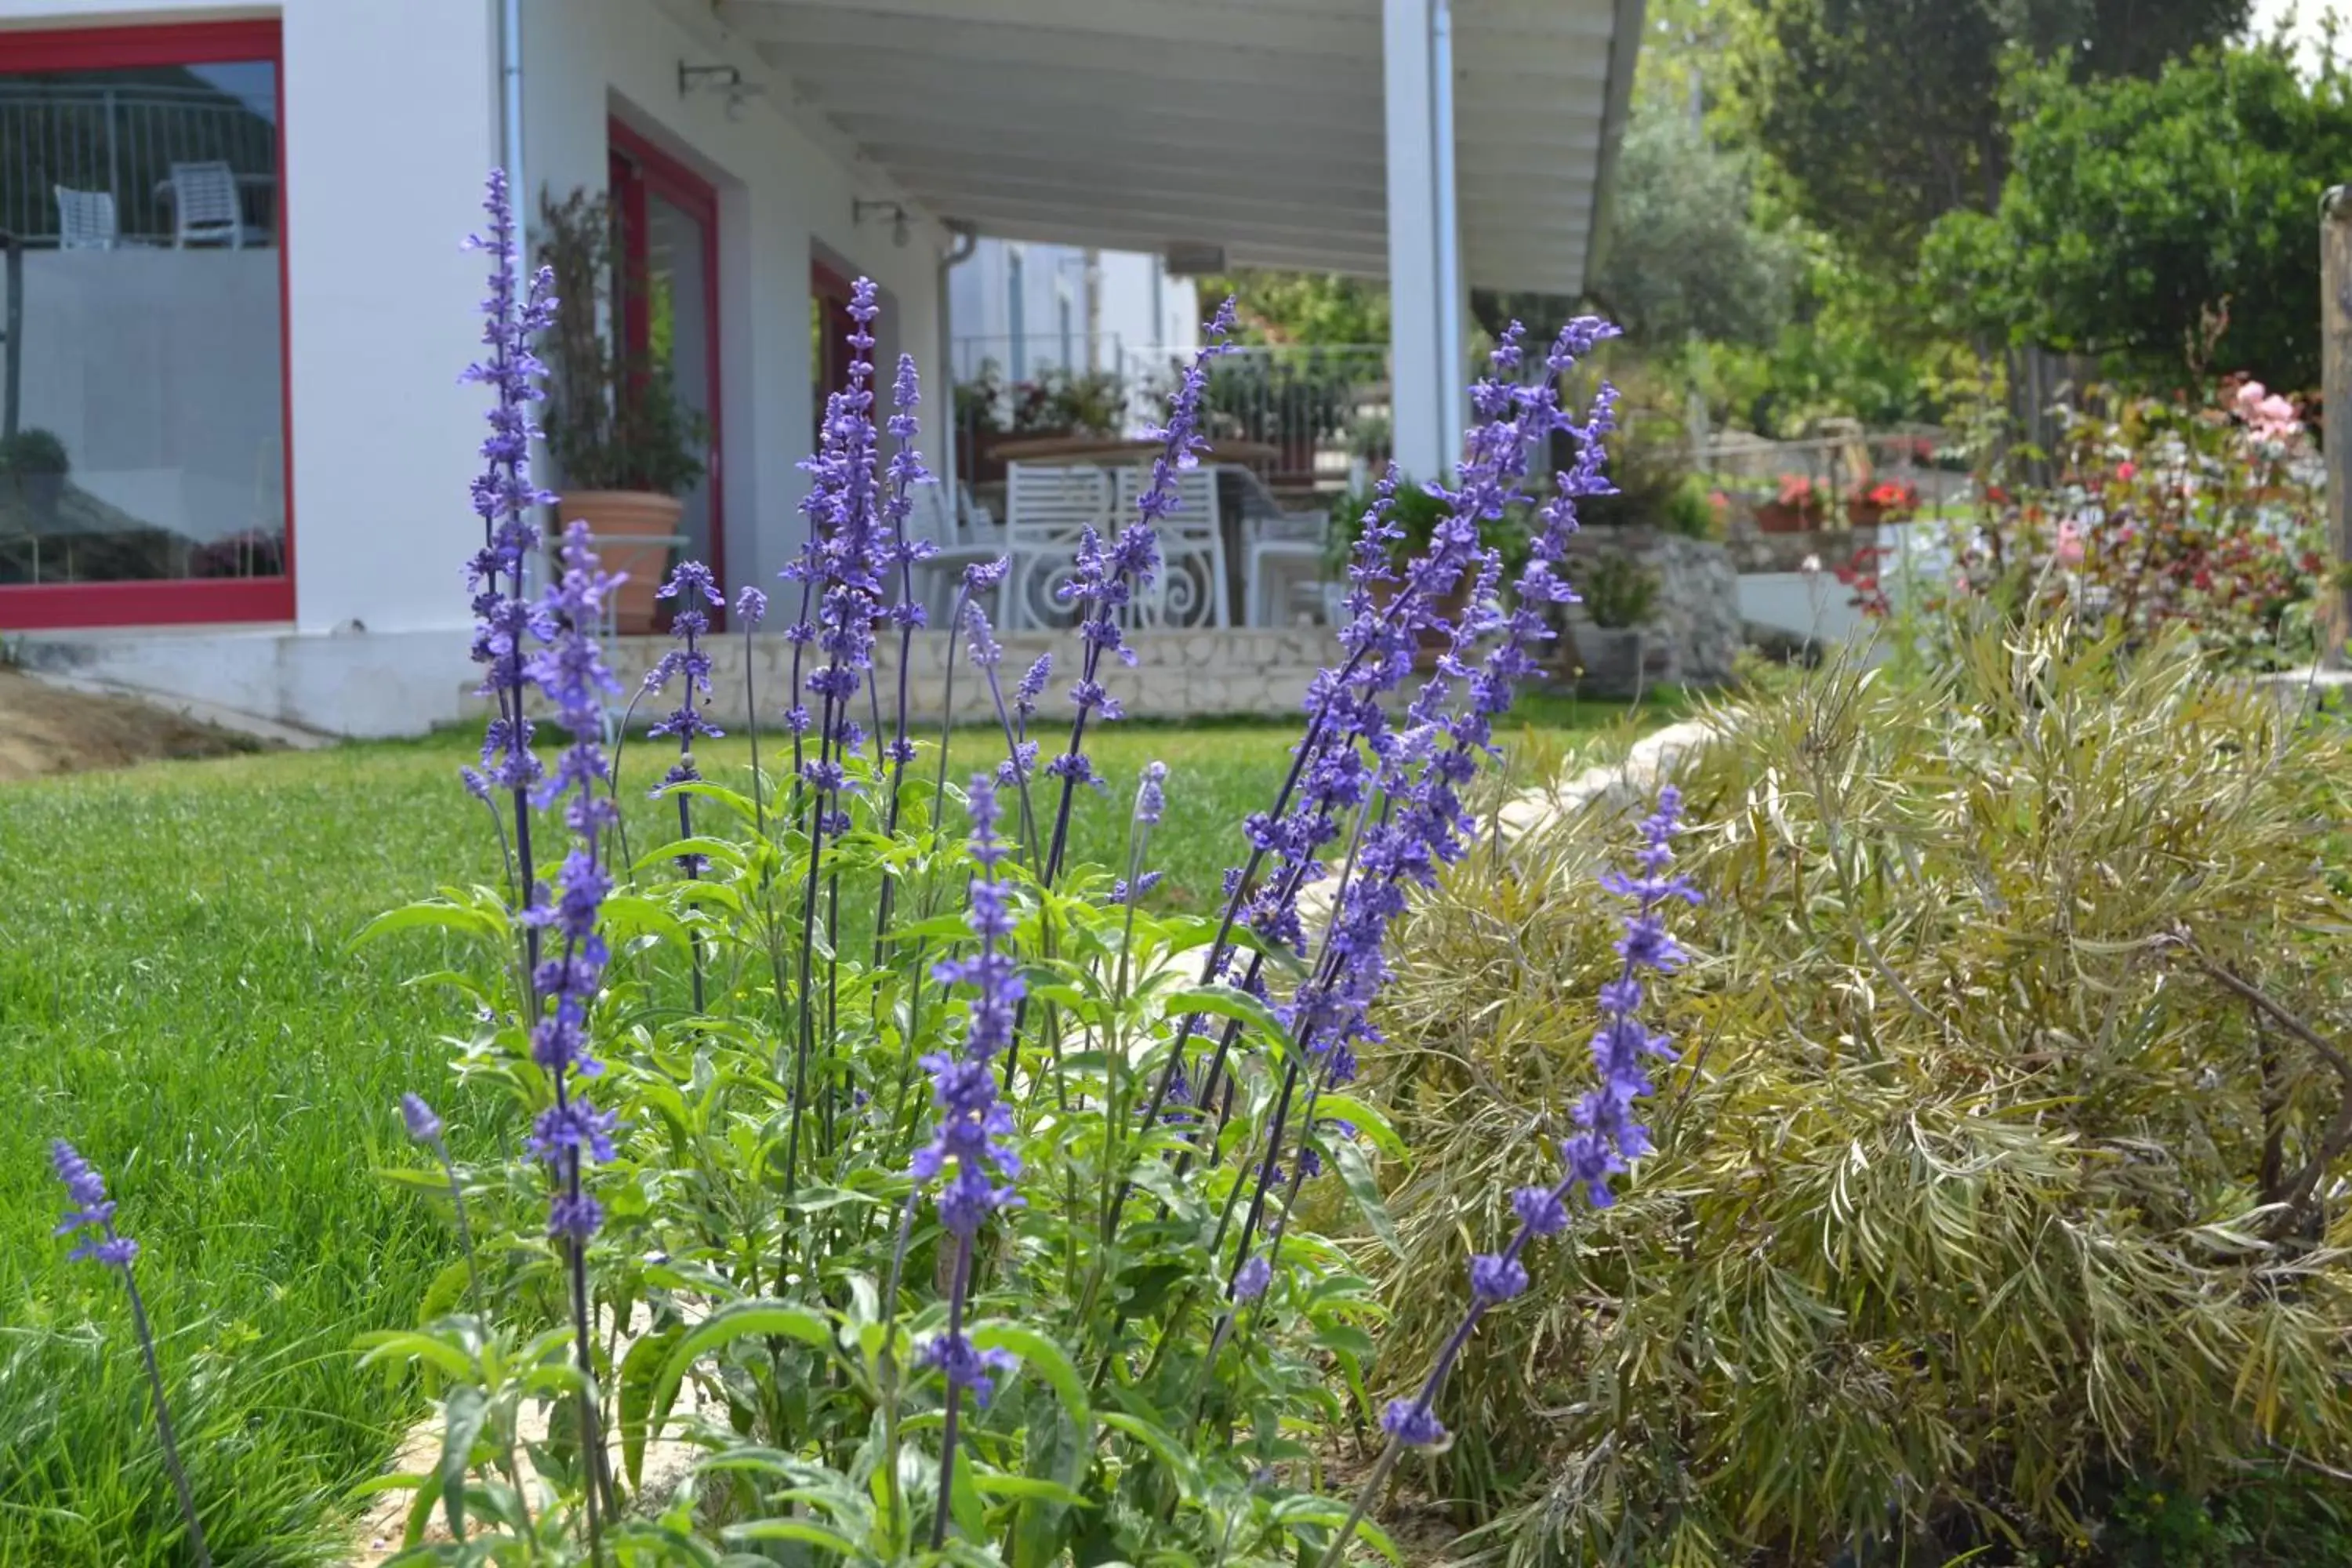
left=854, top=198, right=912, bottom=249
left=678, top=61, right=761, bottom=118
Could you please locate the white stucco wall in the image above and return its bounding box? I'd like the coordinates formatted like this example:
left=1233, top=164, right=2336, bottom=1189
left=947, top=237, right=1196, bottom=381
left=2, top=0, right=953, bottom=734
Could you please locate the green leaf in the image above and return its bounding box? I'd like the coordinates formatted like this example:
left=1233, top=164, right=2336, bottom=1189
left=439, top=1383, right=488, bottom=1541
left=618, top=1323, right=684, bottom=1490
left=354, top=1329, right=476, bottom=1382
left=352, top=899, right=502, bottom=949
left=1330, top=1138, right=1402, bottom=1259
left=1163, top=984, right=1292, bottom=1049
left=969, top=1323, right=1092, bottom=1442
left=1311, top=1094, right=1406, bottom=1163
left=652, top=1301, right=834, bottom=1445
left=972, top=1472, right=1088, bottom=1507
left=1099, top=1410, right=1196, bottom=1489
left=728, top=1518, right=859, bottom=1553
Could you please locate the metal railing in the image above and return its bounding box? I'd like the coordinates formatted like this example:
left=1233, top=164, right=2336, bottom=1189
left=0, top=82, right=277, bottom=245
left=952, top=342, right=1392, bottom=491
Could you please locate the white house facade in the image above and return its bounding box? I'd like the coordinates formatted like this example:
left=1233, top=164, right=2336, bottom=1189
left=947, top=238, right=1198, bottom=383
left=0, top=0, right=1642, bottom=736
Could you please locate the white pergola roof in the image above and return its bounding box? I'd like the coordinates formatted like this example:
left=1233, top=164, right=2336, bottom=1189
left=710, top=0, right=1642, bottom=296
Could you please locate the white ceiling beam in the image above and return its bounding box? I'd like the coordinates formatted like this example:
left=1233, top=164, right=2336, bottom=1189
left=871, top=150, right=1385, bottom=210
left=776, top=49, right=1381, bottom=118
left=719, top=0, right=1399, bottom=56
left=943, top=191, right=1388, bottom=251
left=835, top=106, right=1603, bottom=171
left=726, top=1, right=1616, bottom=71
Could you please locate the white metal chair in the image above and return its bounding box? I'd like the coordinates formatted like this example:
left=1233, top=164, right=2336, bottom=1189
left=167, top=162, right=246, bottom=249
left=1113, top=464, right=1228, bottom=629
left=53, top=185, right=117, bottom=250
left=1004, top=463, right=1117, bottom=630
left=902, top=482, right=1007, bottom=628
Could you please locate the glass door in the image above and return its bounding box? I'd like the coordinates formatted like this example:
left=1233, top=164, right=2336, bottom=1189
left=608, top=125, right=719, bottom=622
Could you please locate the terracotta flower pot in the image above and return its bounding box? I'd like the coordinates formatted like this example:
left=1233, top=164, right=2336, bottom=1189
left=1755, top=502, right=1818, bottom=535
left=556, top=490, right=685, bottom=633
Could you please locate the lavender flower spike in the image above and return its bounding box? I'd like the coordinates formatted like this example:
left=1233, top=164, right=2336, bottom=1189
left=53, top=1141, right=212, bottom=1568
left=1320, top=788, right=1696, bottom=1568
left=399, top=1094, right=486, bottom=1320
left=649, top=559, right=728, bottom=881
left=919, top=775, right=1025, bottom=1544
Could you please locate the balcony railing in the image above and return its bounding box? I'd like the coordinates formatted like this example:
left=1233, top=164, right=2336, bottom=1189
left=952, top=340, right=1392, bottom=493
left=0, top=83, right=278, bottom=246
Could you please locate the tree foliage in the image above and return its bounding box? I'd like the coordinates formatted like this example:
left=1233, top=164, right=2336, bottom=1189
left=1587, top=99, right=1801, bottom=348
left=1923, top=45, right=2352, bottom=390
left=1728, top=0, right=2249, bottom=270
left=1192, top=268, right=1389, bottom=346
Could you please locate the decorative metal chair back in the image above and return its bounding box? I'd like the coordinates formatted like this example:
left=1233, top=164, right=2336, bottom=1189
left=53, top=186, right=117, bottom=251
left=1004, top=463, right=1116, bottom=630
left=1113, top=465, right=1226, bottom=629
left=168, top=162, right=245, bottom=249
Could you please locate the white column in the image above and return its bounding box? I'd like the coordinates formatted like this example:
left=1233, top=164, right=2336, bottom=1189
left=1383, top=0, right=1465, bottom=481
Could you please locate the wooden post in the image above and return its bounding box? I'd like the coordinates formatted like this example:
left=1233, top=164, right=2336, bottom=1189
left=2320, top=187, right=2352, bottom=666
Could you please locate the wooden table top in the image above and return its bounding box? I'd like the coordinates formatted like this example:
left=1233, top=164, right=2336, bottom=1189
left=985, top=434, right=1281, bottom=466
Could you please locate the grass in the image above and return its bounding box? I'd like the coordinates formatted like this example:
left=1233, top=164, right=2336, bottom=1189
left=0, top=691, right=1675, bottom=1566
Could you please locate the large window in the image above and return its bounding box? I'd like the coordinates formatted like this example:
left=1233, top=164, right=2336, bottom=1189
left=0, top=20, right=290, bottom=628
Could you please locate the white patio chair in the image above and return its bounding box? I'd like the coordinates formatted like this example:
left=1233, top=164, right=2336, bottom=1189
left=902, top=482, right=1006, bottom=628
left=1114, top=465, right=1228, bottom=629
left=167, top=162, right=246, bottom=249
left=54, top=185, right=118, bottom=250
left=1004, top=463, right=1116, bottom=630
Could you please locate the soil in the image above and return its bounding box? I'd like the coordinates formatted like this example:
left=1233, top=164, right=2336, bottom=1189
left=0, top=667, right=269, bottom=781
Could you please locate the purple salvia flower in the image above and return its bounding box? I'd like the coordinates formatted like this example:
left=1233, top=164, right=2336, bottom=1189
left=53, top=1139, right=212, bottom=1566
left=460, top=169, right=557, bottom=800
left=650, top=560, right=728, bottom=882
left=1037, top=299, right=1236, bottom=889
left=400, top=1092, right=443, bottom=1143
left=1232, top=1254, right=1273, bottom=1301
left=53, top=1139, right=135, bottom=1269
left=920, top=775, right=1028, bottom=1547
left=1013, top=653, right=1051, bottom=734
left=1367, top=789, right=1693, bottom=1468
left=521, top=521, right=625, bottom=1242
left=735, top=583, right=768, bottom=629
left=1135, top=760, right=1168, bottom=826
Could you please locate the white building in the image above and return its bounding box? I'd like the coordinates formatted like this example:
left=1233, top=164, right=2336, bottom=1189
left=948, top=239, right=1197, bottom=383
left=0, top=0, right=1642, bottom=735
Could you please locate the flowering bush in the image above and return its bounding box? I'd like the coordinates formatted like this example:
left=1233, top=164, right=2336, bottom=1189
left=1940, top=376, right=2325, bottom=670
left=47, top=172, right=1704, bottom=1568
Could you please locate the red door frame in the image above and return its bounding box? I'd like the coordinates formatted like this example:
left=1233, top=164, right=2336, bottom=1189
left=810, top=257, right=857, bottom=447
left=0, top=19, right=294, bottom=630
left=607, top=118, right=723, bottom=623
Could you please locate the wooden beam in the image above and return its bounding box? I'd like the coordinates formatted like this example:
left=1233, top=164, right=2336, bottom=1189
left=2323, top=185, right=2352, bottom=666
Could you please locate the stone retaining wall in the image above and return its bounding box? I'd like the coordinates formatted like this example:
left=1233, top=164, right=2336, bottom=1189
left=1559, top=530, right=1740, bottom=686
left=473, top=627, right=1345, bottom=729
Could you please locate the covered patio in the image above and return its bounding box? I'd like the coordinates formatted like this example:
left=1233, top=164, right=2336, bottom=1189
left=720, top=0, right=1642, bottom=484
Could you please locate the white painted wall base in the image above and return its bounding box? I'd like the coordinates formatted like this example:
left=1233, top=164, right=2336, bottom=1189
left=15, top=624, right=474, bottom=739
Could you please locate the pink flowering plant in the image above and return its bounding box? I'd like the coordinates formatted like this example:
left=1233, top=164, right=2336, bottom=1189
left=49, top=174, right=1700, bottom=1568
left=1940, top=376, right=2325, bottom=669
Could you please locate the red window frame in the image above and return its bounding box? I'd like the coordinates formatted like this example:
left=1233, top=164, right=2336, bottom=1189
left=607, top=118, right=723, bottom=624
left=0, top=18, right=294, bottom=630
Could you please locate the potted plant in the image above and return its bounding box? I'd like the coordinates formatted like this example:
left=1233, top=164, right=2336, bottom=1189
left=0, top=428, right=70, bottom=521
left=1755, top=473, right=1828, bottom=533
left=1567, top=550, right=1663, bottom=696
left=539, top=188, right=708, bottom=633
left=1846, top=476, right=1920, bottom=528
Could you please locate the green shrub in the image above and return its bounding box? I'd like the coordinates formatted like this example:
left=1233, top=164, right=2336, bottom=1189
left=0, top=428, right=69, bottom=476
left=1365, top=621, right=2352, bottom=1564
left=1577, top=554, right=1661, bottom=630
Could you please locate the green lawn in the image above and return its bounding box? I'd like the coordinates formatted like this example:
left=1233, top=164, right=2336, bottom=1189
left=0, top=694, right=1671, bottom=1566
